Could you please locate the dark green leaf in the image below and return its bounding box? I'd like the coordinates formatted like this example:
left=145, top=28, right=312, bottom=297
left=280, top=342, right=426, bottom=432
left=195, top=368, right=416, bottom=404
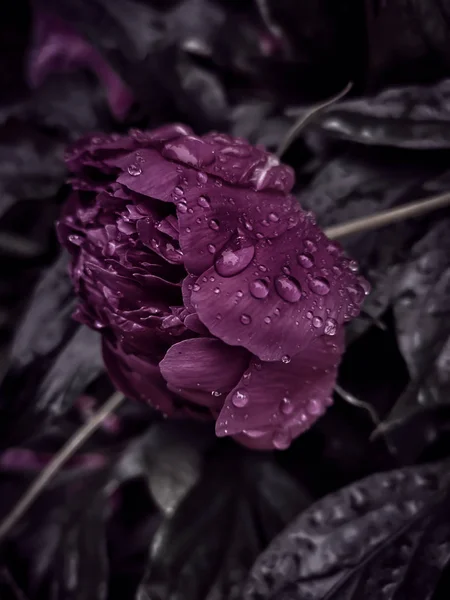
left=309, top=80, right=450, bottom=149
left=376, top=219, right=450, bottom=434
left=244, top=460, right=450, bottom=600
left=138, top=444, right=310, bottom=600
left=0, top=254, right=104, bottom=447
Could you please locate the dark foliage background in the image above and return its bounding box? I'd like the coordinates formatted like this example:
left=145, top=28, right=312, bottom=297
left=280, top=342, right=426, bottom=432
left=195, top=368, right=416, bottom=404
left=1, top=0, right=450, bottom=598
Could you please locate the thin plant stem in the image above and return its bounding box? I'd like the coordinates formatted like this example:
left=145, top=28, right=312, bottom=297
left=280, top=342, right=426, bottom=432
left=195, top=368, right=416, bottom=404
left=324, top=192, right=450, bottom=239
left=0, top=391, right=125, bottom=543
left=277, top=82, right=353, bottom=158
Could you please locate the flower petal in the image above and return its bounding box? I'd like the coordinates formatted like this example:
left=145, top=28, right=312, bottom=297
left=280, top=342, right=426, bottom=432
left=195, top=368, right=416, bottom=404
left=103, top=339, right=176, bottom=415
left=160, top=338, right=250, bottom=395
left=191, top=220, right=367, bottom=361
left=215, top=331, right=344, bottom=449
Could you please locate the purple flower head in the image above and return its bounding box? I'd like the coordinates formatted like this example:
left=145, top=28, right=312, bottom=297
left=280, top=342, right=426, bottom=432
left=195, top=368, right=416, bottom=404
left=57, top=125, right=369, bottom=450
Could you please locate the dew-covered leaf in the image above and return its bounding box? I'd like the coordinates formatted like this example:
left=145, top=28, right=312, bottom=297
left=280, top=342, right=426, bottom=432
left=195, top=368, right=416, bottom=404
left=244, top=460, right=450, bottom=600
left=307, top=79, right=450, bottom=149
left=375, top=219, right=450, bottom=434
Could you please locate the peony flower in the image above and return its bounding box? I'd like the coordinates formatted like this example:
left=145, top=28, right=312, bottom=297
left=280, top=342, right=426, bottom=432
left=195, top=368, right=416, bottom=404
left=57, top=124, right=369, bottom=450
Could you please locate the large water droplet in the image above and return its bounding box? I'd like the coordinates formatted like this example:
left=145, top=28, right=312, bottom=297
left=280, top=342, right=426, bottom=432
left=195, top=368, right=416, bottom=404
left=209, top=219, right=220, bottom=231
left=240, top=314, right=252, bottom=325
left=308, top=398, right=323, bottom=415
left=272, top=430, right=291, bottom=450
left=280, top=397, right=294, bottom=415
left=298, top=253, right=314, bottom=268
left=198, top=195, right=210, bottom=208
left=232, top=389, right=249, bottom=407
left=197, top=172, right=208, bottom=184
left=309, top=277, right=330, bottom=296
left=324, top=318, right=337, bottom=336
left=275, top=275, right=302, bottom=303
left=346, top=283, right=365, bottom=303
left=215, top=244, right=255, bottom=277
left=250, top=279, right=269, bottom=299
left=312, top=316, right=323, bottom=328
left=127, top=164, right=142, bottom=177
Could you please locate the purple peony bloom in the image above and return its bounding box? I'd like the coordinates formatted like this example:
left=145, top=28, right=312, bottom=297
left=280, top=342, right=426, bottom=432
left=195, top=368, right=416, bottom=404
left=57, top=124, right=369, bottom=450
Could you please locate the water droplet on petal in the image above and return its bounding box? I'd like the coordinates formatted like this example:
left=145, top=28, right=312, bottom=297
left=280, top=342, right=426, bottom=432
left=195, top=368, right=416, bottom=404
left=127, top=164, right=142, bottom=176
left=240, top=314, right=252, bottom=325
left=216, top=313, right=222, bottom=320
left=197, top=172, right=208, bottom=184
left=207, top=244, right=216, bottom=254
left=306, top=311, right=313, bottom=319
left=308, top=399, right=324, bottom=415
left=198, top=195, right=210, bottom=208
left=177, top=202, right=188, bottom=214
left=214, top=287, right=220, bottom=294
left=258, top=264, right=267, bottom=272
left=281, top=355, right=291, bottom=364
left=264, top=316, right=272, bottom=324
left=272, top=430, right=291, bottom=450
left=192, top=283, right=200, bottom=292
left=309, top=277, right=330, bottom=296
left=346, top=283, right=365, bottom=303
left=215, top=244, right=255, bottom=277
left=211, top=390, right=222, bottom=397
left=358, top=277, right=371, bottom=295
left=298, top=253, right=314, bottom=268
left=332, top=266, right=342, bottom=276
left=174, top=186, right=184, bottom=196
left=232, top=389, right=249, bottom=407
left=312, top=316, right=323, bottom=328
left=244, top=429, right=266, bottom=438
left=280, top=397, right=294, bottom=415
left=282, top=266, right=291, bottom=275
left=268, top=212, right=279, bottom=222
left=304, top=239, right=317, bottom=252
left=324, top=318, right=337, bottom=336
left=250, top=279, right=269, bottom=299
left=275, top=275, right=302, bottom=303
left=348, top=260, right=359, bottom=272
left=209, top=219, right=220, bottom=231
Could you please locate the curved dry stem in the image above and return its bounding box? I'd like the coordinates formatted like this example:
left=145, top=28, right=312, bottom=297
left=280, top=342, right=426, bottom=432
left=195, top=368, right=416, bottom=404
left=277, top=81, right=353, bottom=158
left=0, top=391, right=125, bottom=543
left=325, top=192, right=450, bottom=239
